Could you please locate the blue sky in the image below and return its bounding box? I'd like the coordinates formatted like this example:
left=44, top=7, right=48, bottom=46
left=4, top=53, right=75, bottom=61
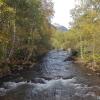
left=52, top=0, right=75, bottom=28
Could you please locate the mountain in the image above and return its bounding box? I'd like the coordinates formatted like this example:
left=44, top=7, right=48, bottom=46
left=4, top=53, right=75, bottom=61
left=53, top=23, right=68, bottom=32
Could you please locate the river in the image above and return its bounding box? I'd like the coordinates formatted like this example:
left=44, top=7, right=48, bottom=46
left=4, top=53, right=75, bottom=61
left=0, top=50, right=100, bottom=100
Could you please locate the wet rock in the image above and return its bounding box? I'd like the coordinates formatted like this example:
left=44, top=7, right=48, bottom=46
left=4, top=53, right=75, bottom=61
left=63, top=76, right=74, bottom=80
left=0, top=88, right=6, bottom=96
left=32, top=78, right=46, bottom=84
left=41, top=76, right=52, bottom=81
left=14, top=77, right=24, bottom=83
left=3, top=81, right=26, bottom=90
left=64, top=56, right=75, bottom=61
left=3, top=82, right=17, bottom=89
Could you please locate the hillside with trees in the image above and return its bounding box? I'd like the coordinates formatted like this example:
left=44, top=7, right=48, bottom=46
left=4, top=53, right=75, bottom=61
left=0, top=0, right=53, bottom=77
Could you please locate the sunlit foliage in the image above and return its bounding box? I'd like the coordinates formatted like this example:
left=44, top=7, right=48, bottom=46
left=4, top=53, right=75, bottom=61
left=0, top=0, right=53, bottom=62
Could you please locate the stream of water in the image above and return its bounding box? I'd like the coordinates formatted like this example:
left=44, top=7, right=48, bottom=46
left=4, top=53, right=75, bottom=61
left=0, top=50, right=100, bottom=100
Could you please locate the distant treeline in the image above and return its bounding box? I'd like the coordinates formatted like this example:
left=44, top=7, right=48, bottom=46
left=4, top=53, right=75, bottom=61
left=51, top=0, right=100, bottom=71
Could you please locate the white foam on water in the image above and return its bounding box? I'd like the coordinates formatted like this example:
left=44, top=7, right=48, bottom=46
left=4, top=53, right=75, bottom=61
left=27, top=78, right=76, bottom=95
left=0, top=78, right=75, bottom=96
left=0, top=88, right=7, bottom=96
left=86, top=92, right=96, bottom=97
left=74, top=84, right=100, bottom=99
left=1, top=78, right=100, bottom=99
left=0, top=81, right=27, bottom=96
left=3, top=81, right=27, bottom=89
left=97, top=96, right=100, bottom=100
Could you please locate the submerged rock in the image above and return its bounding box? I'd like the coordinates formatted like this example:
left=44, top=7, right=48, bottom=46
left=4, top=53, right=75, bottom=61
left=64, top=56, right=75, bottom=61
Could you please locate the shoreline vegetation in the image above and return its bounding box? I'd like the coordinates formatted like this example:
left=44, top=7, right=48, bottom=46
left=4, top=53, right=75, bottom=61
left=0, top=0, right=53, bottom=79
left=65, top=49, right=100, bottom=76
left=0, top=53, right=46, bottom=79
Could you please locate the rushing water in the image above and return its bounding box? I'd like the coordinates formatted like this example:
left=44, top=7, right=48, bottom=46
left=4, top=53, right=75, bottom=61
left=0, top=50, right=100, bottom=100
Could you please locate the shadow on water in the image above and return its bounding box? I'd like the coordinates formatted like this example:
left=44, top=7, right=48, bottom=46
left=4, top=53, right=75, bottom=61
left=0, top=50, right=100, bottom=100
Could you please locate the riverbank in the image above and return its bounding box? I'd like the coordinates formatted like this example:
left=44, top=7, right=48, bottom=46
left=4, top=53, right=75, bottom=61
left=0, top=61, right=37, bottom=85
left=72, top=57, right=100, bottom=77
left=64, top=49, right=100, bottom=77
left=0, top=50, right=48, bottom=80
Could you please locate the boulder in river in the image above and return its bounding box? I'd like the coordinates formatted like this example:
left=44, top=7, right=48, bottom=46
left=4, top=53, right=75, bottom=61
left=64, top=56, right=75, bottom=61
left=31, top=78, right=46, bottom=84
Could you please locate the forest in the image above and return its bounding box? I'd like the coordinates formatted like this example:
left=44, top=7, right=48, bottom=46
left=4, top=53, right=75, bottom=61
left=0, top=0, right=53, bottom=77
left=0, top=0, right=100, bottom=77
left=52, top=0, right=100, bottom=73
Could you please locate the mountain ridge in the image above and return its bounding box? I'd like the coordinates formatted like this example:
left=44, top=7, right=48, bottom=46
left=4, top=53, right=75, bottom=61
left=53, top=23, right=68, bottom=32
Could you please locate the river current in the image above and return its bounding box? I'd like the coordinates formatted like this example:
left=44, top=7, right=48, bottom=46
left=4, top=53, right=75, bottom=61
left=0, top=50, right=100, bottom=100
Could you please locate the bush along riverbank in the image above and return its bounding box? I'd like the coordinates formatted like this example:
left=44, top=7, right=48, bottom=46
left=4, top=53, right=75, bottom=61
left=0, top=50, right=48, bottom=79
left=74, top=58, right=100, bottom=76
left=64, top=49, right=100, bottom=76
left=73, top=51, right=100, bottom=76
left=0, top=60, right=36, bottom=78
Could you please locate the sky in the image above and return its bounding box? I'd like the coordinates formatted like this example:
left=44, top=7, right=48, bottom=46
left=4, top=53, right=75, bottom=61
left=52, top=0, right=75, bottom=28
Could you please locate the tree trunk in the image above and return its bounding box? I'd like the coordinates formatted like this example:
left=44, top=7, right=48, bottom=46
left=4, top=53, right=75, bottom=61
left=92, top=33, right=96, bottom=68
left=25, top=24, right=34, bottom=62
left=80, top=35, right=84, bottom=59
left=7, top=14, right=16, bottom=61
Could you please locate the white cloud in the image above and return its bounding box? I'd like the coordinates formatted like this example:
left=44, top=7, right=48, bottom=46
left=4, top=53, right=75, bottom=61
left=52, top=0, right=75, bottom=28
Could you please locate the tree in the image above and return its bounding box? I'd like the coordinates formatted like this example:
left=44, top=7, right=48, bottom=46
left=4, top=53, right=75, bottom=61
left=68, top=0, right=100, bottom=69
left=0, top=0, right=54, bottom=62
